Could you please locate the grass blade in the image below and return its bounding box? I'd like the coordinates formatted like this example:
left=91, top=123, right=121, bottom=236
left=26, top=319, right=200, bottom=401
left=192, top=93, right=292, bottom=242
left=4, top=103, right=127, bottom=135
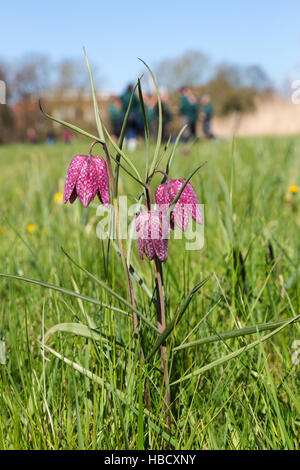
left=61, top=248, right=158, bottom=332
left=0, top=272, right=131, bottom=317
left=41, top=343, right=176, bottom=447
left=83, top=48, right=105, bottom=143
left=39, top=100, right=101, bottom=142
left=173, top=316, right=300, bottom=351
left=166, top=163, right=207, bottom=221
left=146, top=275, right=212, bottom=361
left=44, top=322, right=126, bottom=349
left=170, top=314, right=300, bottom=385
left=138, top=58, right=162, bottom=175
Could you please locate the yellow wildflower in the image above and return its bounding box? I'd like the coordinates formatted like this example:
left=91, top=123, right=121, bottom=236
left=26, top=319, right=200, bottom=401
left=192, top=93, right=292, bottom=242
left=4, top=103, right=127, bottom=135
left=27, top=224, right=37, bottom=233
left=288, top=185, right=299, bottom=194
left=53, top=192, right=63, bottom=205
left=0, top=227, right=7, bottom=235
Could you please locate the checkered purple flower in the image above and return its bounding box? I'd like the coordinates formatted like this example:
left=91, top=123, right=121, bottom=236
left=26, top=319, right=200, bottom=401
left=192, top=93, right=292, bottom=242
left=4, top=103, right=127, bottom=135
left=135, top=211, right=170, bottom=262
left=155, top=178, right=203, bottom=231
left=64, top=154, right=110, bottom=208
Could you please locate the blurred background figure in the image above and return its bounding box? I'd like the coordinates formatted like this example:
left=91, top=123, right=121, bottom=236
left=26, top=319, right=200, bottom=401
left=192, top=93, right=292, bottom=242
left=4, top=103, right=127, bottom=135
left=147, top=89, right=172, bottom=142
left=179, top=87, right=198, bottom=141
left=27, top=127, right=37, bottom=144
left=46, top=130, right=56, bottom=145
left=63, top=129, right=71, bottom=144
left=200, top=94, right=214, bottom=139
left=120, top=84, right=139, bottom=150
left=108, top=96, right=123, bottom=141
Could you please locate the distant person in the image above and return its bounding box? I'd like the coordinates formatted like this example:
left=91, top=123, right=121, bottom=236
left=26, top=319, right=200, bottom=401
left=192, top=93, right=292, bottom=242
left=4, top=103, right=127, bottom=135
left=46, top=131, right=56, bottom=145
left=120, top=84, right=140, bottom=150
left=200, top=94, right=215, bottom=139
left=27, top=128, right=37, bottom=144
left=179, top=87, right=198, bottom=141
left=108, top=96, right=123, bottom=140
left=148, top=92, right=173, bottom=142
left=63, top=130, right=71, bottom=144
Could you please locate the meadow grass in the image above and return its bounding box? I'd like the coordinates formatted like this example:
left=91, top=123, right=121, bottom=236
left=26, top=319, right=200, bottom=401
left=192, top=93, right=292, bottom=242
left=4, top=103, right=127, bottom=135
left=0, top=136, right=299, bottom=450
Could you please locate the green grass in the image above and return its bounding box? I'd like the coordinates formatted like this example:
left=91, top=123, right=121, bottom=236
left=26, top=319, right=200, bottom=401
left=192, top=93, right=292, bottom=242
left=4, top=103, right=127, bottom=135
left=0, top=136, right=299, bottom=450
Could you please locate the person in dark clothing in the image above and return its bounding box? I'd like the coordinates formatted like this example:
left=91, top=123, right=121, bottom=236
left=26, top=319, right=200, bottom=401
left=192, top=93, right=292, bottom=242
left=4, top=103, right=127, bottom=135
left=119, top=84, right=140, bottom=146
left=179, top=87, right=198, bottom=141
left=148, top=92, right=173, bottom=142
left=200, top=94, right=215, bottom=139
left=108, top=96, right=123, bottom=139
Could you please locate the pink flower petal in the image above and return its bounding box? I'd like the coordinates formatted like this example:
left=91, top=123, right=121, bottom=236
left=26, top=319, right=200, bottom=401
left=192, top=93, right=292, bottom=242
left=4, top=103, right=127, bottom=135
left=69, top=187, right=78, bottom=204
left=135, top=211, right=168, bottom=262
left=92, top=156, right=110, bottom=206
left=64, top=155, right=86, bottom=203
left=76, top=158, right=98, bottom=208
left=153, top=237, right=168, bottom=262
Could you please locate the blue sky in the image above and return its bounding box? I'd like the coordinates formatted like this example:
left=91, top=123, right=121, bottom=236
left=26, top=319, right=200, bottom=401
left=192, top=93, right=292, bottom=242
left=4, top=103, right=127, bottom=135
left=1, top=0, right=300, bottom=92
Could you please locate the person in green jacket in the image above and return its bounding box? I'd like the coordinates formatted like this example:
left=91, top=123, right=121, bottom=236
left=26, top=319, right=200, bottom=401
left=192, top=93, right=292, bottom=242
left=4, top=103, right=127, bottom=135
left=147, top=92, right=173, bottom=142
left=119, top=84, right=140, bottom=144
left=179, top=87, right=199, bottom=141
left=200, top=94, right=215, bottom=139
left=108, top=96, right=123, bottom=139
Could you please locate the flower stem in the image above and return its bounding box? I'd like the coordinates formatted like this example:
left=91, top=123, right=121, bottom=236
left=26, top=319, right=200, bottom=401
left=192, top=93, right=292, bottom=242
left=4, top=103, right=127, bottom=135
left=144, top=183, right=170, bottom=433
left=101, top=141, right=150, bottom=409
left=153, top=169, right=171, bottom=181
left=153, top=256, right=171, bottom=434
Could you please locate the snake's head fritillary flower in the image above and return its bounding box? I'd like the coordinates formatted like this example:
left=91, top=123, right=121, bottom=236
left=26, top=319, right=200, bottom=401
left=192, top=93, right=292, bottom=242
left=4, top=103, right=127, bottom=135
left=155, top=178, right=203, bottom=231
left=64, top=155, right=110, bottom=208
left=135, top=211, right=170, bottom=262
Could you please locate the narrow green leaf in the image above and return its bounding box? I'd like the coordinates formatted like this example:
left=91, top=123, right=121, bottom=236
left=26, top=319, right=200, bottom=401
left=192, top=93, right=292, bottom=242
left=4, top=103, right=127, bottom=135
left=104, top=126, right=145, bottom=185
left=138, top=58, right=162, bottom=175
left=41, top=343, right=176, bottom=447
left=166, top=163, right=207, bottom=221
left=170, top=315, right=300, bottom=385
left=164, top=125, right=188, bottom=178
left=137, top=77, right=150, bottom=180
left=137, top=78, right=149, bottom=140
left=146, top=275, right=212, bottom=361
left=61, top=248, right=159, bottom=332
left=44, top=322, right=126, bottom=349
left=0, top=272, right=130, bottom=317
left=137, top=369, right=144, bottom=450
left=114, top=82, right=139, bottom=197
left=173, top=316, right=300, bottom=351
left=72, top=374, right=84, bottom=450
left=39, top=100, right=102, bottom=142
left=83, top=48, right=105, bottom=143
left=108, top=148, right=147, bottom=188
left=112, top=240, right=153, bottom=300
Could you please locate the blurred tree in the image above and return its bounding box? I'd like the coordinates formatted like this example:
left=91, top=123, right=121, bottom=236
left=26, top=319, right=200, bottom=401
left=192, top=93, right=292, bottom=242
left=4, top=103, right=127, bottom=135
left=201, top=63, right=256, bottom=116
left=155, top=50, right=211, bottom=91
left=9, top=54, right=51, bottom=141
left=55, top=58, right=91, bottom=93
left=242, top=65, right=273, bottom=91
left=12, top=53, right=51, bottom=100
left=214, top=63, right=242, bottom=87
left=53, top=58, right=103, bottom=95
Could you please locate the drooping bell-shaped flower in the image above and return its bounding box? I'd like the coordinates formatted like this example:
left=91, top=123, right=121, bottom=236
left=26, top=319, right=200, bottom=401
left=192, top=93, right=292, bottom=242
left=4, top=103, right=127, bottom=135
left=155, top=178, right=203, bottom=231
left=64, top=155, right=110, bottom=208
left=135, top=211, right=170, bottom=262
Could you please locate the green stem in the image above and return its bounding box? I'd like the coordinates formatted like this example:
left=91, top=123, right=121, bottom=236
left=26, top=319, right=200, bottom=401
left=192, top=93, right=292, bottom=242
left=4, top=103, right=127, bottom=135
left=101, top=141, right=150, bottom=410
